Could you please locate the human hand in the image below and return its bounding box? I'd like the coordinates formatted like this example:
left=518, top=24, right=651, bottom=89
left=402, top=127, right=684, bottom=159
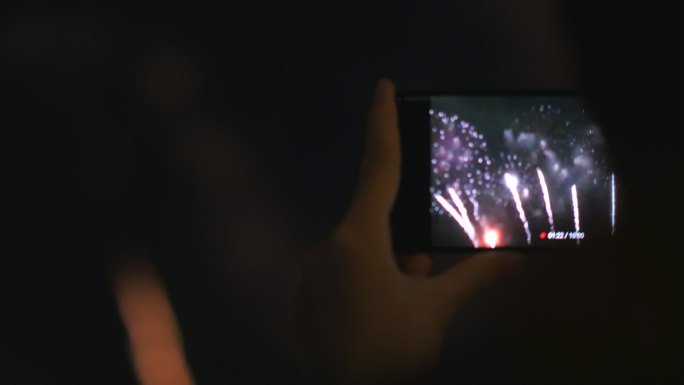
left=294, top=79, right=524, bottom=385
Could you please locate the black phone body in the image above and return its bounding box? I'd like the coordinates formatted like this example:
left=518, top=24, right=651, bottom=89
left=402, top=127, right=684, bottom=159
left=392, top=91, right=617, bottom=253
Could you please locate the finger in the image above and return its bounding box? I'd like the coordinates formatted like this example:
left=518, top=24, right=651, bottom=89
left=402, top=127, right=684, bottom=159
left=111, top=256, right=195, bottom=385
left=339, top=79, right=399, bottom=230
left=403, top=253, right=433, bottom=277
left=429, top=252, right=524, bottom=321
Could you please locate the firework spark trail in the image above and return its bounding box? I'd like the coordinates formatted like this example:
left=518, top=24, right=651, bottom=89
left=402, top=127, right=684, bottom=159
left=435, top=194, right=479, bottom=247
left=611, top=173, right=616, bottom=235
left=571, top=184, right=580, bottom=233
left=447, top=187, right=477, bottom=239
left=536, top=168, right=555, bottom=231
left=468, top=196, right=480, bottom=221
left=504, top=173, right=531, bottom=244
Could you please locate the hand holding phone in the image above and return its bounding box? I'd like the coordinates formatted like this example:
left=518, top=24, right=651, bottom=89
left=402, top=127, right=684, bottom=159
left=295, top=81, right=523, bottom=384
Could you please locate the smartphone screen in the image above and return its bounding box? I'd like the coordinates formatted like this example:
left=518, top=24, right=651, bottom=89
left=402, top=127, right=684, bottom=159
left=393, top=93, right=617, bottom=250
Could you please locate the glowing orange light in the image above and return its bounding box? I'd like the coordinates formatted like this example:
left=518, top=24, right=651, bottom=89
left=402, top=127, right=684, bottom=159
left=484, top=229, right=499, bottom=249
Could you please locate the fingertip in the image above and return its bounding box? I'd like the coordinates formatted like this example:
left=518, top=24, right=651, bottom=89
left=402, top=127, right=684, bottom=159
left=468, top=251, right=525, bottom=281
left=374, top=78, right=395, bottom=99
left=433, top=251, right=525, bottom=313
left=403, top=253, right=432, bottom=277
left=480, top=250, right=525, bottom=268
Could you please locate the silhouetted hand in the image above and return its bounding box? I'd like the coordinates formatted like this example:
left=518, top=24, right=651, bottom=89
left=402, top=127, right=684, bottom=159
left=294, top=79, right=524, bottom=385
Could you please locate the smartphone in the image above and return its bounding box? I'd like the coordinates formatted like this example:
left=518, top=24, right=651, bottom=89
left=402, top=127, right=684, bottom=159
left=392, top=92, right=617, bottom=252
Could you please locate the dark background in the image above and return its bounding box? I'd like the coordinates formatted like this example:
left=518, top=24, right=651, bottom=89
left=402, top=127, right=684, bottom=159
left=1, top=1, right=683, bottom=384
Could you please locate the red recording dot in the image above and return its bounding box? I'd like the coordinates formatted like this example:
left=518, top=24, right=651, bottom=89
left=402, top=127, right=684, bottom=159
left=540, top=232, right=547, bottom=239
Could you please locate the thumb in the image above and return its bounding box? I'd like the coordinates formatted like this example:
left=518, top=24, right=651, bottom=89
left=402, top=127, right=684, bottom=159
left=337, top=78, right=399, bottom=231
left=429, top=252, right=524, bottom=322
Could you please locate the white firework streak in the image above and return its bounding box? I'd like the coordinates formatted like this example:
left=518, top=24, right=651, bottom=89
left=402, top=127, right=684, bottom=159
left=435, top=194, right=479, bottom=247
left=536, top=168, right=555, bottom=231
left=571, top=184, right=580, bottom=232
left=611, top=173, right=616, bottom=235
left=504, top=173, right=531, bottom=244
left=468, top=196, right=480, bottom=221
left=447, top=187, right=477, bottom=239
